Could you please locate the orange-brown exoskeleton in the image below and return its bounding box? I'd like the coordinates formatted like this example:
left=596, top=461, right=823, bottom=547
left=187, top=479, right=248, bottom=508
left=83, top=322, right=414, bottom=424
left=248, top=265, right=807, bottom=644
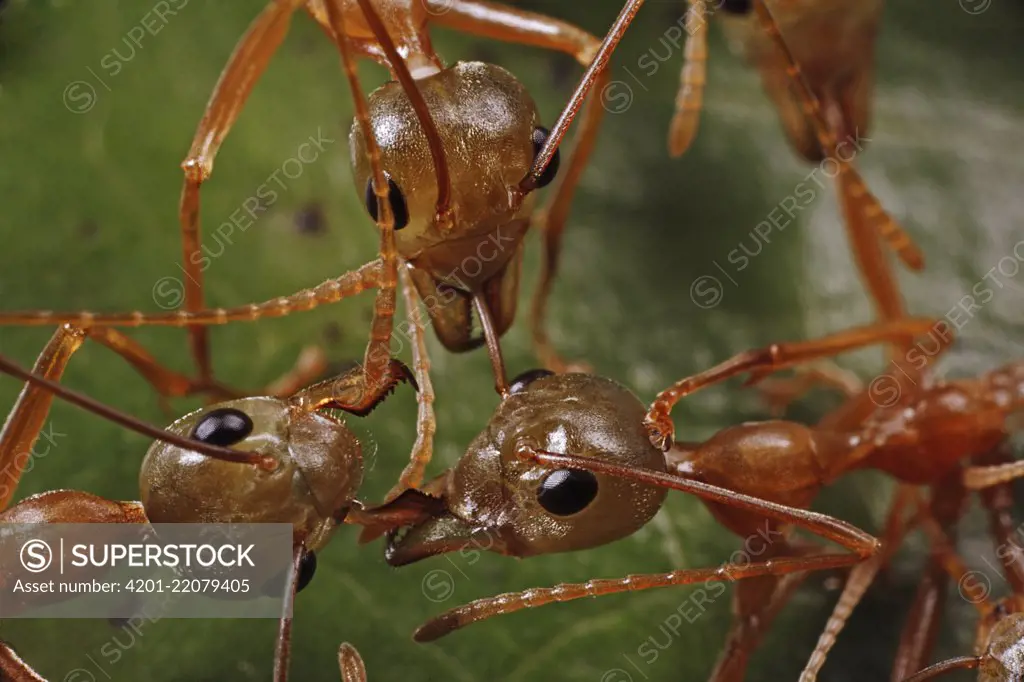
left=0, top=325, right=415, bottom=682
left=0, top=0, right=647, bottom=490
left=0, top=0, right=649, bottom=393
left=671, top=0, right=923, bottom=359
left=893, top=496, right=1024, bottom=682
left=644, top=315, right=1024, bottom=681
left=365, top=317, right=1024, bottom=680
left=355, top=322, right=962, bottom=650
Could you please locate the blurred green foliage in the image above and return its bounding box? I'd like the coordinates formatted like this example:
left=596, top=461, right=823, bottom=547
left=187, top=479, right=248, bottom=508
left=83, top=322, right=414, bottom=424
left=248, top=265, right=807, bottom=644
left=1, top=1, right=1023, bottom=680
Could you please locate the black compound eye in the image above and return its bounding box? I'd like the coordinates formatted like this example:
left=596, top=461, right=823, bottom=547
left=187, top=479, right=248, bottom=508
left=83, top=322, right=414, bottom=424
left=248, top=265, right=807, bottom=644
left=531, top=127, right=560, bottom=189
left=191, top=408, right=253, bottom=447
left=364, top=172, right=409, bottom=230
left=536, top=469, right=599, bottom=516
left=509, top=368, right=555, bottom=395
left=719, top=0, right=752, bottom=14
left=296, top=550, right=317, bottom=593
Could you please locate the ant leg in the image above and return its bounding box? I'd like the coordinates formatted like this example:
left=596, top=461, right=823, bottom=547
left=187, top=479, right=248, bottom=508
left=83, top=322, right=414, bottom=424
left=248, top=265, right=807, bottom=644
left=645, top=317, right=942, bottom=449
left=0, top=351, right=276, bottom=472
left=412, top=448, right=878, bottom=641
left=902, top=658, right=981, bottom=682
left=178, top=0, right=305, bottom=381
left=338, top=643, right=368, bottom=682
left=385, top=267, right=437, bottom=497
left=836, top=164, right=910, bottom=362
left=755, top=361, right=864, bottom=417
left=273, top=545, right=303, bottom=682
left=473, top=293, right=510, bottom=398
left=290, top=358, right=414, bottom=417
left=0, top=260, right=385, bottom=328
left=752, top=2, right=923, bottom=272
left=339, top=0, right=453, bottom=225
left=706, top=537, right=817, bottom=682
left=668, top=0, right=710, bottom=156
left=890, top=560, right=949, bottom=681
left=0, top=642, right=46, bottom=681
left=0, top=325, right=225, bottom=509
left=321, top=0, right=402, bottom=402
left=799, top=486, right=922, bottom=681
left=974, top=446, right=1024, bottom=592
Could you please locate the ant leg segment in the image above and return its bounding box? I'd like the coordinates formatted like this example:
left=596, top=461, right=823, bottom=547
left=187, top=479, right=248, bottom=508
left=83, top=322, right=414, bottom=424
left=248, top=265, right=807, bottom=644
left=975, top=446, right=1024, bottom=592
left=802, top=484, right=922, bottom=681
left=273, top=545, right=303, bottom=682
left=836, top=165, right=910, bottom=362
left=902, top=657, right=981, bottom=682
left=964, top=458, right=1024, bottom=492
left=473, top=294, right=509, bottom=398
left=706, top=538, right=817, bottom=682
left=645, top=317, right=942, bottom=449
left=890, top=558, right=950, bottom=682
left=338, top=643, right=368, bottom=682
left=751, top=1, right=923, bottom=272
left=0, top=325, right=248, bottom=509
left=178, top=0, right=306, bottom=380
left=0, top=353, right=275, bottom=471
left=799, top=551, right=884, bottom=681
left=385, top=268, right=437, bottom=498
left=410, top=448, right=878, bottom=642
left=0, top=260, right=385, bottom=328
left=668, top=0, right=710, bottom=156
left=0, top=642, right=46, bottom=682
left=289, top=358, right=414, bottom=417
left=320, top=1, right=402, bottom=398
left=754, top=361, right=864, bottom=417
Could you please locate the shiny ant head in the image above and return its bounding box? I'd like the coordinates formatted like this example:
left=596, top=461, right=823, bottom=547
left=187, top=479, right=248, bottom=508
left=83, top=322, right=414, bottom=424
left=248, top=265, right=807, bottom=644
left=140, top=397, right=363, bottom=552
left=381, top=372, right=667, bottom=566
left=350, top=62, right=557, bottom=285
left=979, top=602, right=1024, bottom=681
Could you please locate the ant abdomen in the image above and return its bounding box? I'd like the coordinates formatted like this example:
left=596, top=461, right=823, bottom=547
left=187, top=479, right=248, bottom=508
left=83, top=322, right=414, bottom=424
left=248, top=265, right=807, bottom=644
left=140, top=397, right=363, bottom=552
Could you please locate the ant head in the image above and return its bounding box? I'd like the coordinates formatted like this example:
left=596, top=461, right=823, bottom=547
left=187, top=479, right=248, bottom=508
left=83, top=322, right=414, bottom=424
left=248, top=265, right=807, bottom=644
left=979, top=600, right=1024, bottom=681
left=140, top=397, right=362, bottom=552
left=351, top=62, right=554, bottom=286
left=382, top=372, right=667, bottom=566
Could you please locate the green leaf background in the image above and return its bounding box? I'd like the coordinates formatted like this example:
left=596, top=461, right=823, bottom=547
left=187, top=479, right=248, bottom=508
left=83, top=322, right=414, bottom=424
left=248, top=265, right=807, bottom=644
left=1, top=1, right=1022, bottom=680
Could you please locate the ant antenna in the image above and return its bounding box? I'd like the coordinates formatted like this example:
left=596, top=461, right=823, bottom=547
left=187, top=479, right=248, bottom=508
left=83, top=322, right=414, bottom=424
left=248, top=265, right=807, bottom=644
left=0, top=352, right=275, bottom=469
